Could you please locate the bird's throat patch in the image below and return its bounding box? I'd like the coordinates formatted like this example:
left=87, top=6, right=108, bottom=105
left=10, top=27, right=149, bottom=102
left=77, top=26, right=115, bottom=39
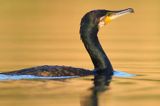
left=105, top=16, right=111, bottom=24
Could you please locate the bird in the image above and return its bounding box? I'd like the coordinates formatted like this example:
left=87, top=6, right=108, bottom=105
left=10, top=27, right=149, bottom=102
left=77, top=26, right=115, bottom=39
left=0, top=8, right=134, bottom=80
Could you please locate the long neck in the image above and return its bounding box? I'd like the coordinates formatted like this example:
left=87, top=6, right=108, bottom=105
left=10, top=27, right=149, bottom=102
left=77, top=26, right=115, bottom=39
left=80, top=25, right=113, bottom=71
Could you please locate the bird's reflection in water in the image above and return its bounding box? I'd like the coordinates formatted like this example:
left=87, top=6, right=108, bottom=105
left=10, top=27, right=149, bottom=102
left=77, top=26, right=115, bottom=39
left=81, top=74, right=110, bottom=106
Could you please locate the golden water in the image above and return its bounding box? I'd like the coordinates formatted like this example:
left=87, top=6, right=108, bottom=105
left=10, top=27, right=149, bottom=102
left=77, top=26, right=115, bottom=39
left=0, top=0, right=159, bottom=106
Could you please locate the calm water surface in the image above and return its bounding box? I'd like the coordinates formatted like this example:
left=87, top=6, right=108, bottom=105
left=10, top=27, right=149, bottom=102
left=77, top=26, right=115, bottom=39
left=0, top=0, right=159, bottom=106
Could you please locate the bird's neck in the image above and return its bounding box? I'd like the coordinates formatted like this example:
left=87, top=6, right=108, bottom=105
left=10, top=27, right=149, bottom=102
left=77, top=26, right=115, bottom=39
left=80, top=25, right=113, bottom=72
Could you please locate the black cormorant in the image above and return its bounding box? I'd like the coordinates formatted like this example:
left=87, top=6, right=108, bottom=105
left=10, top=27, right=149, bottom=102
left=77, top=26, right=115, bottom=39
left=0, top=8, right=134, bottom=81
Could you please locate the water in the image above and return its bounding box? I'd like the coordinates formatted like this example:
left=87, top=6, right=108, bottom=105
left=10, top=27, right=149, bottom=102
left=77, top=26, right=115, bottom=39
left=0, top=0, right=159, bottom=106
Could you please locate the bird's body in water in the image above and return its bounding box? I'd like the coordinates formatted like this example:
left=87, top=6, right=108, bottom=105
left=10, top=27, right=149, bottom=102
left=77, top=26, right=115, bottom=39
left=2, top=65, right=93, bottom=77
left=0, top=8, right=134, bottom=82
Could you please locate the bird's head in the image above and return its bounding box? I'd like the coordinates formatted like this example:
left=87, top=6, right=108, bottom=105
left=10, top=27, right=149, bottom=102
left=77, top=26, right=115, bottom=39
left=80, top=8, right=134, bottom=29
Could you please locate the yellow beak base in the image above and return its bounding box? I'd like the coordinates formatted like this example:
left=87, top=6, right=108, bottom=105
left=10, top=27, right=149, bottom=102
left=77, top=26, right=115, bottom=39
left=105, top=16, right=111, bottom=24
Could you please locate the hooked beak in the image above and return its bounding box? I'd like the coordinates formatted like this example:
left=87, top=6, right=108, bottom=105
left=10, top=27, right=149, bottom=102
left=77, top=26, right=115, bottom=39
left=105, top=8, right=134, bottom=23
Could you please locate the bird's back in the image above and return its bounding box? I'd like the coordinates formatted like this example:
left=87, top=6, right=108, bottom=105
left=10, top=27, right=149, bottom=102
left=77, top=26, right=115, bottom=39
left=0, top=65, right=93, bottom=77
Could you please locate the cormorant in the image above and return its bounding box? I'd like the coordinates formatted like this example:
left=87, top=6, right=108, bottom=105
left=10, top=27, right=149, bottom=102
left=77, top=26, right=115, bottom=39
left=0, top=8, right=134, bottom=81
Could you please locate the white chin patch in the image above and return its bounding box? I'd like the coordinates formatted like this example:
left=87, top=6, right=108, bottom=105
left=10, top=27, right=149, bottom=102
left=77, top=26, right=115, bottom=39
left=98, top=21, right=105, bottom=28
left=98, top=16, right=106, bottom=28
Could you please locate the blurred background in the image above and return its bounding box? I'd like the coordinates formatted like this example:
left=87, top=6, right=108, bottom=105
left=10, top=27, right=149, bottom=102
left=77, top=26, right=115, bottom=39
left=0, top=0, right=159, bottom=72
left=0, top=1, right=159, bottom=106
